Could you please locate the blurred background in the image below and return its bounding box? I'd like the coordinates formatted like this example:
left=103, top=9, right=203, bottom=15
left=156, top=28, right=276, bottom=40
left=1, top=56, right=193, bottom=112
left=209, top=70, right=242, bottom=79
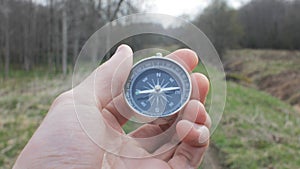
left=0, top=0, right=300, bottom=168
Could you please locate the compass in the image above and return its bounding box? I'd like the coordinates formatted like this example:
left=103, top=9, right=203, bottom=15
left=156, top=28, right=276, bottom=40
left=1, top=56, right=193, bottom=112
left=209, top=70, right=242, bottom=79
left=124, top=53, right=192, bottom=118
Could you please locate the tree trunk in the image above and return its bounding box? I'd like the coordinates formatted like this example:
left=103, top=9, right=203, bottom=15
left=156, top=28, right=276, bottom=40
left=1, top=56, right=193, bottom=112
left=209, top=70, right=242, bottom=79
left=73, top=34, right=79, bottom=64
left=47, top=0, right=54, bottom=71
left=53, top=10, right=60, bottom=72
left=72, top=7, right=80, bottom=65
left=24, top=24, right=30, bottom=71
left=4, top=15, right=10, bottom=78
left=62, top=5, right=68, bottom=75
left=29, top=0, right=36, bottom=68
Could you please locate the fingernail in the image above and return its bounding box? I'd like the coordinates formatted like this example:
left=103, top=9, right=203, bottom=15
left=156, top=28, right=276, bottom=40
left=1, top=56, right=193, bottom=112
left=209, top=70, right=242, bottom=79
left=197, top=125, right=210, bottom=144
left=116, top=44, right=129, bottom=53
left=204, top=112, right=212, bottom=128
left=116, top=45, right=124, bottom=53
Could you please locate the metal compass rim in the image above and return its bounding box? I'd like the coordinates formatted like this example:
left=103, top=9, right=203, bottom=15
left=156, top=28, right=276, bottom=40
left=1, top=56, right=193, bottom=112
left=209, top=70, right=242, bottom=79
left=123, top=54, right=192, bottom=118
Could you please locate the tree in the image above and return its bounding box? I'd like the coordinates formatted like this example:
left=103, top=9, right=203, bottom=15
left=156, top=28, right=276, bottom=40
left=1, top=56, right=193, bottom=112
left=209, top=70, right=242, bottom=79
left=62, top=0, right=68, bottom=75
left=239, top=0, right=286, bottom=49
left=194, top=0, right=243, bottom=59
left=238, top=0, right=300, bottom=50
left=0, top=0, right=138, bottom=77
left=0, top=0, right=11, bottom=78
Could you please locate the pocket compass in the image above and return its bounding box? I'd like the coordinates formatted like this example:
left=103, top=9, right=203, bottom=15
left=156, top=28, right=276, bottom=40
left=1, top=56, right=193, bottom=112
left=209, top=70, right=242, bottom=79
left=124, top=53, right=192, bottom=118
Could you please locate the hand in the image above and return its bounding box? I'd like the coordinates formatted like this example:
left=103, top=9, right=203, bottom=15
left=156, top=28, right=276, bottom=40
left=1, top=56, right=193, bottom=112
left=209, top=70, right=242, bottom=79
left=13, top=45, right=211, bottom=169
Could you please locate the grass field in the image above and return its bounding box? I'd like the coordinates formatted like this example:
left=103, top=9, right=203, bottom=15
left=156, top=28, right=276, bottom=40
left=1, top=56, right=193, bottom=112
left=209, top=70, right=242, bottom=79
left=210, top=82, right=300, bottom=169
left=1, top=50, right=300, bottom=168
left=0, top=72, right=71, bottom=168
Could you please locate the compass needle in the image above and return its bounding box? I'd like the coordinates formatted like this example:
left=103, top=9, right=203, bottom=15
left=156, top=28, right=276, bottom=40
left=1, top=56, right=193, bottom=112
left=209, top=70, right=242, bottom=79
left=137, top=89, right=156, bottom=94
left=161, top=87, right=181, bottom=92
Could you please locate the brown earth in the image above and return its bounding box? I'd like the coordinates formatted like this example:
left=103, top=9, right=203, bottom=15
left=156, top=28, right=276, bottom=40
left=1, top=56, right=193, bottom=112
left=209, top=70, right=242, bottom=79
left=259, top=70, right=300, bottom=106
left=224, top=49, right=300, bottom=108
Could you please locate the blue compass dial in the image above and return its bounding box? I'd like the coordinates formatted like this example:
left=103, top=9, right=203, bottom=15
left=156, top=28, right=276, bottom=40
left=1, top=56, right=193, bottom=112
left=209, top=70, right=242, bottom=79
left=124, top=54, right=191, bottom=117
left=132, top=68, right=181, bottom=116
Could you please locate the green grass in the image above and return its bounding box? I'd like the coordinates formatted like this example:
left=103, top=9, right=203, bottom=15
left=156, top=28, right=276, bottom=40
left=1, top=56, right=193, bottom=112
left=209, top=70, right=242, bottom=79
left=1, top=61, right=299, bottom=169
left=0, top=73, right=71, bottom=168
left=211, top=82, right=300, bottom=169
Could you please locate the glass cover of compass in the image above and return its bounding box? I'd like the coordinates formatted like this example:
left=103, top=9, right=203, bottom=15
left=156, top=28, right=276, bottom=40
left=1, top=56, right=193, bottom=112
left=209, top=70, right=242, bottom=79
left=124, top=53, right=192, bottom=118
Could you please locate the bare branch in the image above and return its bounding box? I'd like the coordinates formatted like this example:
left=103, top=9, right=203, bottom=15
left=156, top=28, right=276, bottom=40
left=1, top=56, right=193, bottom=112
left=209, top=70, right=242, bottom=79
left=110, top=0, right=124, bottom=21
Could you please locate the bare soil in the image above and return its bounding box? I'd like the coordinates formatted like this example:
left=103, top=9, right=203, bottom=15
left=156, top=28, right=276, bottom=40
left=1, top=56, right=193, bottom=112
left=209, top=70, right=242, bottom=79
left=259, top=70, right=300, bottom=106
left=224, top=49, right=300, bottom=108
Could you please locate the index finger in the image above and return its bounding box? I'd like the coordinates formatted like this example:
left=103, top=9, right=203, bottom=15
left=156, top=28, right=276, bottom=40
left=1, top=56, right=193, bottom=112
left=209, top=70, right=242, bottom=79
left=166, top=49, right=199, bottom=72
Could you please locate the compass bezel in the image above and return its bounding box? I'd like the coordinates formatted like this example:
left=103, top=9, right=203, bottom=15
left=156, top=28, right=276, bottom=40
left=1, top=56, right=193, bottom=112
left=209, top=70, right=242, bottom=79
left=124, top=55, right=192, bottom=118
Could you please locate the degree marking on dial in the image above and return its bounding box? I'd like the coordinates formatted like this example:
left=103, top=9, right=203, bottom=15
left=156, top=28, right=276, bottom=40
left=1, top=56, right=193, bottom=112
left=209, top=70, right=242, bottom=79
left=142, top=77, right=148, bottom=82
left=141, top=101, right=147, bottom=107
left=156, top=72, right=161, bottom=77
left=155, top=107, right=159, bottom=113
left=169, top=78, right=174, bottom=83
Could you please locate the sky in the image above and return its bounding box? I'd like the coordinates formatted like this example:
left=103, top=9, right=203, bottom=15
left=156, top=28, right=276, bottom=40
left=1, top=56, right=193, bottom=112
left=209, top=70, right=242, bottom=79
left=144, top=0, right=250, bottom=19
left=33, top=0, right=251, bottom=19
left=141, top=0, right=210, bottom=19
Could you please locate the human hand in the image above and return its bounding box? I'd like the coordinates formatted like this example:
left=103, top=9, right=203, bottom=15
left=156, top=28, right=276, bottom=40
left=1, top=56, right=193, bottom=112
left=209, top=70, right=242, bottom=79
left=13, top=45, right=211, bottom=169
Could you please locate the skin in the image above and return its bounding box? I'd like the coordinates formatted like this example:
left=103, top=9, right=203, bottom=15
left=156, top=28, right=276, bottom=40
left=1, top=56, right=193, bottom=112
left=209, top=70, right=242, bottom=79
left=13, top=45, right=211, bottom=169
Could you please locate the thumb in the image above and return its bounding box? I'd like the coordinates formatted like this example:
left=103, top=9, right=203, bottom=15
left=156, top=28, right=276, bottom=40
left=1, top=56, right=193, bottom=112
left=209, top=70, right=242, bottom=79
left=95, top=44, right=133, bottom=106
left=75, top=44, right=133, bottom=107
left=103, top=44, right=133, bottom=72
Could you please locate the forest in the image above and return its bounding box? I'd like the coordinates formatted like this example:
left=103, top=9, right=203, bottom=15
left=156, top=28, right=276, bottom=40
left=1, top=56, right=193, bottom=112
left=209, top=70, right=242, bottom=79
left=1, top=0, right=300, bottom=77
